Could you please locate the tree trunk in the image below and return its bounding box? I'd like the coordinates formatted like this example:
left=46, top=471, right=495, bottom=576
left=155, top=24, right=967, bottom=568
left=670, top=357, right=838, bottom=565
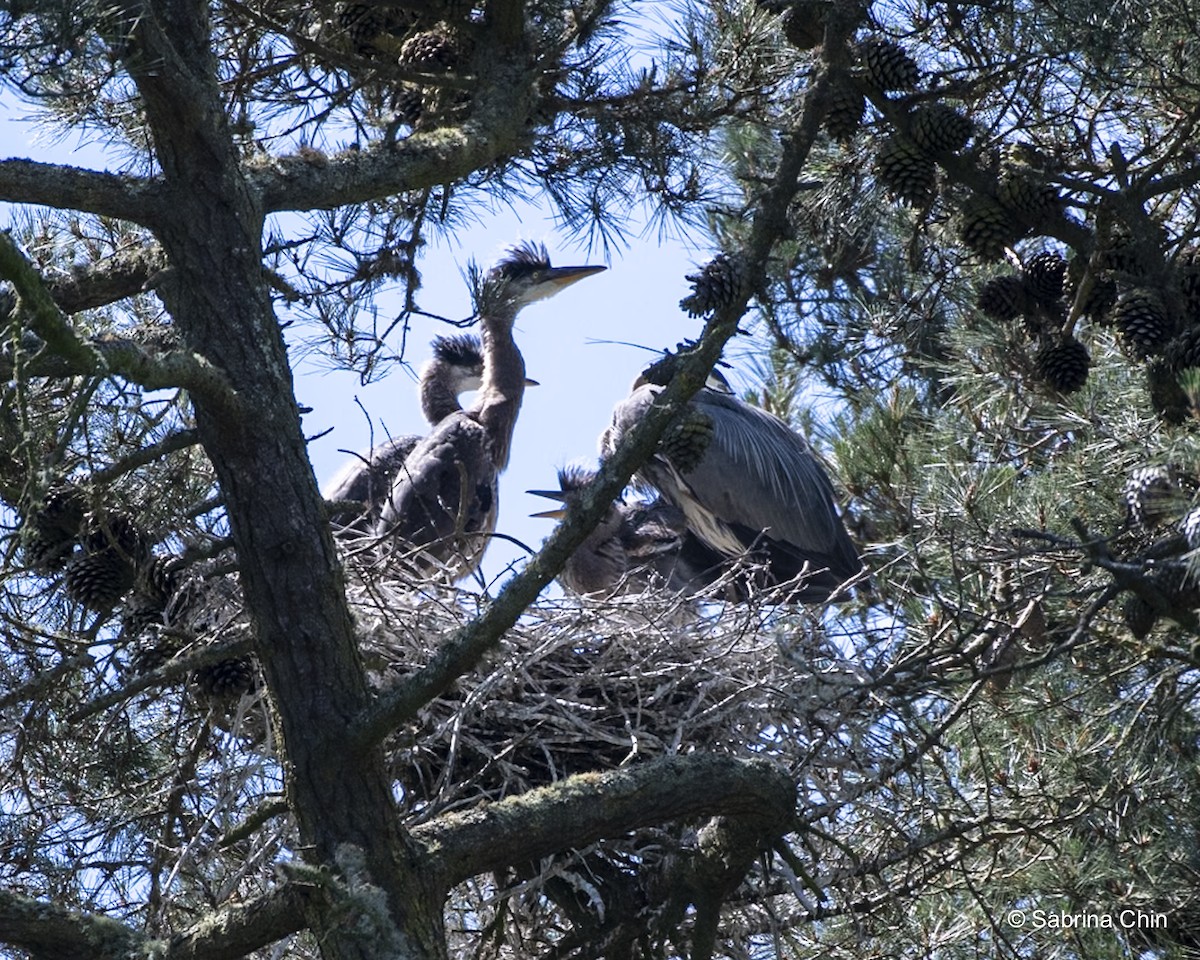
left=119, top=0, right=446, bottom=956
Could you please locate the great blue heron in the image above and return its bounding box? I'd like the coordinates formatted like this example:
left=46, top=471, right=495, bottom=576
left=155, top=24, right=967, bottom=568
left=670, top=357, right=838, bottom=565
left=601, top=350, right=863, bottom=603
left=528, top=464, right=730, bottom=598
left=323, top=334, right=535, bottom=533
left=377, top=242, right=604, bottom=579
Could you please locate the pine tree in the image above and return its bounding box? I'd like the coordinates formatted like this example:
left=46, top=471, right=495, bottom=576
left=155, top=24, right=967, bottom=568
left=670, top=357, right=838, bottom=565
left=4, top=0, right=1200, bottom=958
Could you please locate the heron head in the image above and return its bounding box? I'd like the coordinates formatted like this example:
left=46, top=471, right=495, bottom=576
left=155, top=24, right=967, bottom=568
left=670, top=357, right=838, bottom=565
left=427, top=333, right=538, bottom=391
left=527, top=463, right=597, bottom=519
left=479, top=241, right=606, bottom=315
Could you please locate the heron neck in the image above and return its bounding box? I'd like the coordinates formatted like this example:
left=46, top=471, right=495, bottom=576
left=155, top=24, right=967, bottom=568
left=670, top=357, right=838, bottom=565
left=419, top=367, right=462, bottom=425
left=472, top=313, right=525, bottom=468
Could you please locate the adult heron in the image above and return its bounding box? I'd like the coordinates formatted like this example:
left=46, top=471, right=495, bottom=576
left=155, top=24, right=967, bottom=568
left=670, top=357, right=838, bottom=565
left=601, top=349, right=862, bottom=603
left=528, top=464, right=729, bottom=598
left=323, top=334, right=534, bottom=533
left=378, top=242, right=604, bottom=580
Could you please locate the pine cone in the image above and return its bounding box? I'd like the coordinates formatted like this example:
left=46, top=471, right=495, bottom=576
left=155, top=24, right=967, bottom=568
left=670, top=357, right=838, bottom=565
left=24, top=534, right=73, bottom=574
left=1100, top=225, right=1158, bottom=277
left=1176, top=252, right=1200, bottom=316
left=336, top=2, right=417, bottom=57
left=1067, top=270, right=1118, bottom=321
left=824, top=75, right=864, bottom=142
left=24, top=485, right=86, bottom=573
left=780, top=0, right=831, bottom=49
left=1146, top=357, right=1191, bottom=425
left=997, top=167, right=1059, bottom=222
left=876, top=137, right=936, bottom=204
left=120, top=554, right=183, bottom=638
left=64, top=550, right=136, bottom=611
left=977, top=276, right=1026, bottom=322
left=195, top=657, right=257, bottom=698
left=1152, top=563, right=1200, bottom=611
left=139, top=553, right=182, bottom=609
left=959, top=195, right=1024, bottom=261
left=1112, top=288, right=1173, bottom=359
left=32, top=485, right=86, bottom=539
left=1122, top=594, right=1156, bottom=640
left=910, top=103, right=972, bottom=154
left=121, top=592, right=168, bottom=639
left=1034, top=336, right=1090, bottom=393
left=1165, top=324, right=1200, bottom=372
left=397, top=26, right=457, bottom=71
left=860, top=39, right=920, bottom=91
left=679, top=254, right=745, bottom=317
left=390, top=84, right=424, bottom=127
left=1182, top=507, right=1200, bottom=550
left=1124, top=465, right=1182, bottom=529
left=129, top=633, right=184, bottom=675
left=83, top=512, right=147, bottom=566
left=1022, top=252, right=1067, bottom=304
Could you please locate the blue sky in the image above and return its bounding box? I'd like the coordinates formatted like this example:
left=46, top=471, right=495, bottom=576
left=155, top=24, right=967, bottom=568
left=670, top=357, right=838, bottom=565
left=0, top=109, right=717, bottom=590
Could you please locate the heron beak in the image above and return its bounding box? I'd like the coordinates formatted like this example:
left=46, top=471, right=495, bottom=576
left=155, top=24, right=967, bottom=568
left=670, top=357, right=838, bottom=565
left=524, top=376, right=540, bottom=387
left=527, top=487, right=569, bottom=519
left=542, top=264, right=606, bottom=293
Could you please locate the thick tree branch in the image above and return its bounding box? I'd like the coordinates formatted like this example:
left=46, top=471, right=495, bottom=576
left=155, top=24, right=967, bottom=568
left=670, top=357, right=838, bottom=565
left=0, top=158, right=162, bottom=226
left=0, top=229, right=109, bottom=369
left=0, top=880, right=314, bottom=960
left=255, top=17, right=547, bottom=214
left=0, top=231, right=241, bottom=416
left=160, top=882, right=313, bottom=960
left=413, top=755, right=795, bottom=891
left=0, top=888, right=141, bottom=960
left=255, top=114, right=535, bottom=215
left=0, top=244, right=166, bottom=324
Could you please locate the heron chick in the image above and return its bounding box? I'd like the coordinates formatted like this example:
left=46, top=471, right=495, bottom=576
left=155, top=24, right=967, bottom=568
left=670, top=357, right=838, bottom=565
left=601, top=348, right=863, bottom=603
left=324, top=334, right=536, bottom=533
left=529, top=464, right=729, bottom=598
left=378, top=242, right=604, bottom=580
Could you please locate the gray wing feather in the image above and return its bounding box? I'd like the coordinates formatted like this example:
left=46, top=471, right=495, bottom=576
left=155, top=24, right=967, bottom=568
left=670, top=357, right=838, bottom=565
left=690, top=390, right=846, bottom=554
left=377, top=412, right=497, bottom=573
left=605, top=383, right=857, bottom=574
left=323, top=435, right=421, bottom=505
left=600, top=386, right=665, bottom=499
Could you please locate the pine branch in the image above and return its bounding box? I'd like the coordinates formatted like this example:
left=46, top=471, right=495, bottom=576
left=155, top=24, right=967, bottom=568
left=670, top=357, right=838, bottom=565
left=0, top=888, right=141, bottom=960
left=0, top=244, right=166, bottom=324
left=413, top=754, right=794, bottom=891
left=66, top=632, right=253, bottom=723
left=0, top=159, right=161, bottom=225
left=89, top=428, right=201, bottom=484
left=156, top=883, right=313, bottom=960
left=0, top=231, right=241, bottom=416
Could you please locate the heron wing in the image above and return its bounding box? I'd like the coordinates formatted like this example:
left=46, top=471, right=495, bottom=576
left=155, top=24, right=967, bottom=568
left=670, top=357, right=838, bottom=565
left=684, top=389, right=859, bottom=577
left=605, top=383, right=858, bottom=580
left=378, top=413, right=497, bottom=570
left=322, top=435, right=421, bottom=505
left=324, top=435, right=423, bottom=533
left=600, top=385, right=671, bottom=500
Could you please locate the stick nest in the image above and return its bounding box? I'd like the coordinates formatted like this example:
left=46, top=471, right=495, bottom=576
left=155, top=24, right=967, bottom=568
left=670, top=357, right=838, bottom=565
left=343, top=552, right=876, bottom=819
